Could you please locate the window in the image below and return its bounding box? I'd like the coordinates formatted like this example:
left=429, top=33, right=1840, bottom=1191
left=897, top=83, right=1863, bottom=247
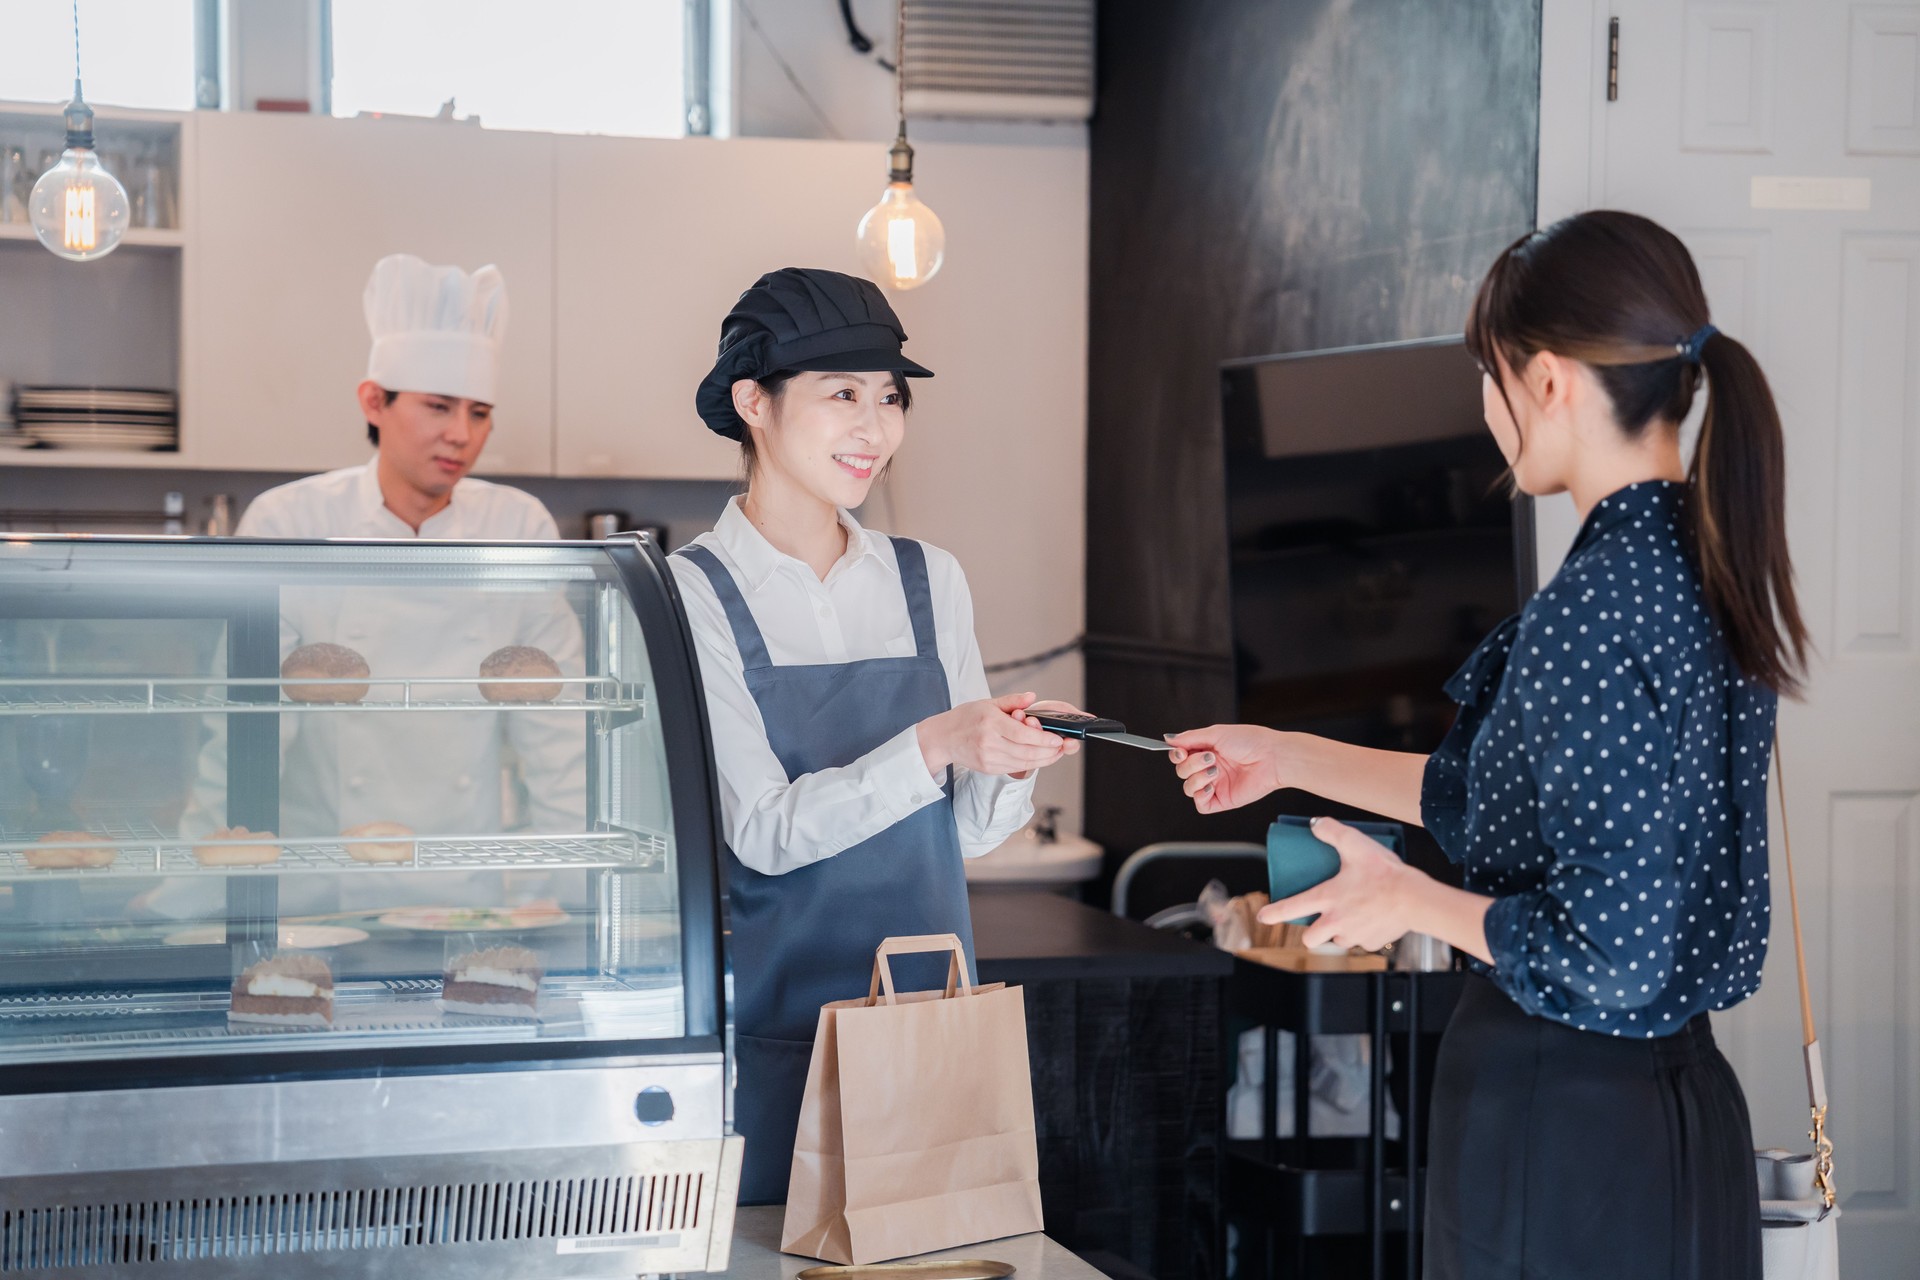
left=328, top=0, right=686, bottom=138
left=0, top=0, right=196, bottom=111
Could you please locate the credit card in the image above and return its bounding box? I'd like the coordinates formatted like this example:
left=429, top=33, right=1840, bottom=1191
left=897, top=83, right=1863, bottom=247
left=1025, top=711, right=1173, bottom=751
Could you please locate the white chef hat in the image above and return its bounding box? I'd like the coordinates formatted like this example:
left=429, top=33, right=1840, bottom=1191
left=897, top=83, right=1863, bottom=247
left=363, top=253, right=510, bottom=404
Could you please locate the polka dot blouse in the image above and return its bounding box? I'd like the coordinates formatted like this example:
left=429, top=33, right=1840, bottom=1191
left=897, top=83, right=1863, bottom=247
left=1421, top=481, right=1775, bottom=1037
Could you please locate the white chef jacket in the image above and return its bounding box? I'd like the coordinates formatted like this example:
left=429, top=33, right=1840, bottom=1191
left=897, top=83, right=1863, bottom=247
left=157, top=461, right=587, bottom=916
left=671, top=496, right=1034, bottom=877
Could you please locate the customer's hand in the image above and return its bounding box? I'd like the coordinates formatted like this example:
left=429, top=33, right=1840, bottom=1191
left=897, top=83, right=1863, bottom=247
left=1257, top=817, right=1421, bottom=951
left=1165, top=724, right=1286, bottom=814
left=919, top=692, right=1069, bottom=779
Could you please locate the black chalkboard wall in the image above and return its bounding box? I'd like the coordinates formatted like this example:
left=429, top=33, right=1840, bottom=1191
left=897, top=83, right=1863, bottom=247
left=1083, top=0, right=1542, bottom=882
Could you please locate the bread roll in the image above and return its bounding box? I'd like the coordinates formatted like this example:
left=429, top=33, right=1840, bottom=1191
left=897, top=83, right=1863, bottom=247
left=27, top=831, right=116, bottom=869
left=281, top=643, right=371, bottom=704
left=478, top=645, right=562, bottom=703
left=194, top=826, right=282, bottom=866
left=342, top=821, right=416, bottom=864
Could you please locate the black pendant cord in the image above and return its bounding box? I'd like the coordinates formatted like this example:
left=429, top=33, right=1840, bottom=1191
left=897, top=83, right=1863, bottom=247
left=883, top=0, right=912, bottom=182
left=63, top=0, right=95, bottom=149
left=840, top=0, right=898, bottom=74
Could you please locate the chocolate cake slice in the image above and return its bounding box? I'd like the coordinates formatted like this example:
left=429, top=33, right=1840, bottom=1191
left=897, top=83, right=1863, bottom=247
left=441, top=945, right=543, bottom=1019
left=229, top=953, right=334, bottom=1027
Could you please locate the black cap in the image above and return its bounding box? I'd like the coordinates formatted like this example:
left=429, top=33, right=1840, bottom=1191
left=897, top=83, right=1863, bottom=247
left=696, top=268, right=934, bottom=439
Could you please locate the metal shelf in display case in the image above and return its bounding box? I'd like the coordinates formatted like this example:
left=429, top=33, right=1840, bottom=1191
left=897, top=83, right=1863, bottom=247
left=0, top=826, right=669, bottom=882
left=0, top=674, right=648, bottom=717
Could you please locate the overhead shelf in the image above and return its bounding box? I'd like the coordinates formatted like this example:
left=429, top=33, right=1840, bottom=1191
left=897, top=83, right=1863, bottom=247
left=0, top=827, right=667, bottom=882
left=0, top=225, right=185, bottom=248
left=0, top=674, right=647, bottom=718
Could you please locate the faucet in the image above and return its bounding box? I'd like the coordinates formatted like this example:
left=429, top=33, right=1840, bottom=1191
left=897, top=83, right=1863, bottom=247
left=1031, top=806, right=1062, bottom=844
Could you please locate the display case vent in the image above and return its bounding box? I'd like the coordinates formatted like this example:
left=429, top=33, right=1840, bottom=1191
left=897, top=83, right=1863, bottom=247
left=0, top=1173, right=705, bottom=1270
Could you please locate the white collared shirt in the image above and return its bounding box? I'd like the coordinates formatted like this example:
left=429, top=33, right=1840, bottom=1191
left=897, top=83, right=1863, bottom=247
left=671, top=497, right=1035, bottom=877
left=236, top=457, right=558, bottom=541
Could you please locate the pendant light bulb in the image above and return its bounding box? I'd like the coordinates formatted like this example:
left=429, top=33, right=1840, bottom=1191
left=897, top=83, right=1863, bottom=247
left=856, top=132, right=945, bottom=291
left=32, top=11, right=129, bottom=262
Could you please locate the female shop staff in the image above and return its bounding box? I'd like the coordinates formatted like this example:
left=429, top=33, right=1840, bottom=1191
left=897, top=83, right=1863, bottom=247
left=672, top=268, right=1080, bottom=1204
left=1169, top=211, right=1803, bottom=1279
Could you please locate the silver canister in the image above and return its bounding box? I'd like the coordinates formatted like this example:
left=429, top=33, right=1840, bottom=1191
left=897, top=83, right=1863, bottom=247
left=1392, top=932, right=1454, bottom=971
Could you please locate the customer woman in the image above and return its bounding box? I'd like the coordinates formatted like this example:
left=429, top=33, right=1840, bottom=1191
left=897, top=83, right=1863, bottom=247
left=673, top=267, right=1079, bottom=1204
left=1168, top=211, right=1802, bottom=1279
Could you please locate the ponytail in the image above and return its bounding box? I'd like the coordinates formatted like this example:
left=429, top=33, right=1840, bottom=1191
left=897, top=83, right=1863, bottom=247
left=1467, top=211, right=1810, bottom=696
left=1689, top=333, right=1808, bottom=695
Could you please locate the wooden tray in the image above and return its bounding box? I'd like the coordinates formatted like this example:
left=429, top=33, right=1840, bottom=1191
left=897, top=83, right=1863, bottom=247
left=1236, top=946, right=1387, bottom=973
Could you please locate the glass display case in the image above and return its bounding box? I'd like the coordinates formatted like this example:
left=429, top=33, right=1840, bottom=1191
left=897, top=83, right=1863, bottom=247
left=0, top=533, right=737, bottom=1278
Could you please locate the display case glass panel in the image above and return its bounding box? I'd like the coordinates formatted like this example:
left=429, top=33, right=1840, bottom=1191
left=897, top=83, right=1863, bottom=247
left=0, top=537, right=701, bottom=1066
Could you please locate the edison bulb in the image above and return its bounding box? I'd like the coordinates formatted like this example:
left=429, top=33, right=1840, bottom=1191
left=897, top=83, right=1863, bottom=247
left=29, top=147, right=130, bottom=262
left=857, top=182, right=945, bottom=290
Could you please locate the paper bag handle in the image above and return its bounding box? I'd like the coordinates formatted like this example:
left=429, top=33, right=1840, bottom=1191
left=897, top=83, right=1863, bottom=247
left=867, top=933, right=974, bottom=1006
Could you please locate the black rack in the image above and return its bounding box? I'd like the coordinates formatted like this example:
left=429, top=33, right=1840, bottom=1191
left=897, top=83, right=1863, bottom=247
left=1226, top=958, right=1466, bottom=1280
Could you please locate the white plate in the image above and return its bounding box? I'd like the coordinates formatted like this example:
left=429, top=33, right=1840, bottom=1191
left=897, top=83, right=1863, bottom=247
left=378, top=904, right=573, bottom=932
left=163, top=923, right=370, bottom=948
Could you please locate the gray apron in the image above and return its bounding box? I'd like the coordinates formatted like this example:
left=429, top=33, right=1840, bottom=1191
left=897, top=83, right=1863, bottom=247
left=676, top=538, right=975, bottom=1205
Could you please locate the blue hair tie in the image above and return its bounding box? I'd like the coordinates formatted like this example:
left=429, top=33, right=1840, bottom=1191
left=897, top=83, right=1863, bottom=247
left=1677, top=323, right=1719, bottom=366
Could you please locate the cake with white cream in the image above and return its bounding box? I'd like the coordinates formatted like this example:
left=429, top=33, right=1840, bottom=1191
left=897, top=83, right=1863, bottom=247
left=228, top=953, right=334, bottom=1027
left=441, top=945, right=543, bottom=1019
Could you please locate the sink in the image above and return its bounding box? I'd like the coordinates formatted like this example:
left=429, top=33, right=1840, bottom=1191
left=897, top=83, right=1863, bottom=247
left=966, top=831, right=1103, bottom=893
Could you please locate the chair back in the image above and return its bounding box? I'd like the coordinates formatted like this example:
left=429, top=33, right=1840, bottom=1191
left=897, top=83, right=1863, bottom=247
left=1111, top=841, right=1266, bottom=921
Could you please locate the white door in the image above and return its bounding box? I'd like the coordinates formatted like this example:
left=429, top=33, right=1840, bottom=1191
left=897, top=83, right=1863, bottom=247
left=1540, top=1, right=1920, bottom=1269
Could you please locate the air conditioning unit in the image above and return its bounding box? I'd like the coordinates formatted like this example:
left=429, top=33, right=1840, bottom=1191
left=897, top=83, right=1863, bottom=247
left=902, top=0, right=1095, bottom=122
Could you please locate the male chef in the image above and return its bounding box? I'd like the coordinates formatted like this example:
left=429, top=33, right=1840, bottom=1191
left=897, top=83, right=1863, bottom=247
left=237, top=252, right=553, bottom=542
left=148, top=256, right=587, bottom=916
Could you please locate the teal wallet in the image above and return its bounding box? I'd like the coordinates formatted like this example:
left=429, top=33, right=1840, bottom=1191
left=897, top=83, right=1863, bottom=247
left=1267, top=815, right=1406, bottom=926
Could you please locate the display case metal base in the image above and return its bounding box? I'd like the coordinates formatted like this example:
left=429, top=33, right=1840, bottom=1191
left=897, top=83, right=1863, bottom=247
left=0, top=1138, right=744, bottom=1277
left=0, top=1063, right=742, bottom=1277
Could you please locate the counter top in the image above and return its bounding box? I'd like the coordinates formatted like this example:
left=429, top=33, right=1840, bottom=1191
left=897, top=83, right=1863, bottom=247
left=969, top=890, right=1233, bottom=982
left=722, top=1206, right=1108, bottom=1280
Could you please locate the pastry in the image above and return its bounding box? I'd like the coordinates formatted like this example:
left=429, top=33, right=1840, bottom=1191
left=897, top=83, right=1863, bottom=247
left=441, top=945, right=543, bottom=1019
left=281, top=642, right=371, bottom=704
left=478, top=645, right=562, bottom=703
left=26, top=831, right=116, bottom=869
left=193, top=826, right=282, bottom=866
left=341, top=821, right=416, bottom=864
left=228, top=953, right=334, bottom=1027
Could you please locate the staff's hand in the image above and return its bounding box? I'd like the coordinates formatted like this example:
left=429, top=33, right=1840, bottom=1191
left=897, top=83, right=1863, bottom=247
left=1014, top=699, right=1086, bottom=760
left=1165, top=724, right=1286, bottom=814
left=920, top=692, right=1069, bottom=779
left=1257, top=817, right=1420, bottom=951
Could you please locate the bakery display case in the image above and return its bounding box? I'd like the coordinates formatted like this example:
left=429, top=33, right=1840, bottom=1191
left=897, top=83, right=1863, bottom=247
left=0, top=533, right=737, bottom=1277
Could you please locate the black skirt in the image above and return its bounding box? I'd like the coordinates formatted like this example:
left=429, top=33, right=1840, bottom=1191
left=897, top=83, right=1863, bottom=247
left=1425, top=975, right=1762, bottom=1280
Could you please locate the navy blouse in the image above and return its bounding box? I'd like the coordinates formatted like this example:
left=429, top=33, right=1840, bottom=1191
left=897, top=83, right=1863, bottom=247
left=1422, top=481, right=1776, bottom=1036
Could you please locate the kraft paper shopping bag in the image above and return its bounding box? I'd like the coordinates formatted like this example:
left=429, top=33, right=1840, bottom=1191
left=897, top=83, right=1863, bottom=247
left=781, top=933, right=1044, bottom=1264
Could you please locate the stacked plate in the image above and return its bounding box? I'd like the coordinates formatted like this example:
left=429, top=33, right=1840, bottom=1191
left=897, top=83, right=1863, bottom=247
left=16, top=386, right=178, bottom=451
left=0, top=381, right=23, bottom=450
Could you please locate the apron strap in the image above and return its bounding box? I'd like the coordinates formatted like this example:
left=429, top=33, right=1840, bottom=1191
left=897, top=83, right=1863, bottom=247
left=673, top=545, right=773, bottom=671
left=889, top=537, right=941, bottom=663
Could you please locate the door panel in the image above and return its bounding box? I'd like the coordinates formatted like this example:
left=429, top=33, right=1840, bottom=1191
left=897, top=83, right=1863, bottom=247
left=1544, top=0, right=1920, bottom=1266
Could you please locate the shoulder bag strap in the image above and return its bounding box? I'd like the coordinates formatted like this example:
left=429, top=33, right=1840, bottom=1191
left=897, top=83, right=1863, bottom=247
left=1775, top=729, right=1837, bottom=1209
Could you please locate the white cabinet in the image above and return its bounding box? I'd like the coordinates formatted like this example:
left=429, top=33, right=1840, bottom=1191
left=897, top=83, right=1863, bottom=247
left=553, top=135, right=879, bottom=480
left=187, top=113, right=557, bottom=477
